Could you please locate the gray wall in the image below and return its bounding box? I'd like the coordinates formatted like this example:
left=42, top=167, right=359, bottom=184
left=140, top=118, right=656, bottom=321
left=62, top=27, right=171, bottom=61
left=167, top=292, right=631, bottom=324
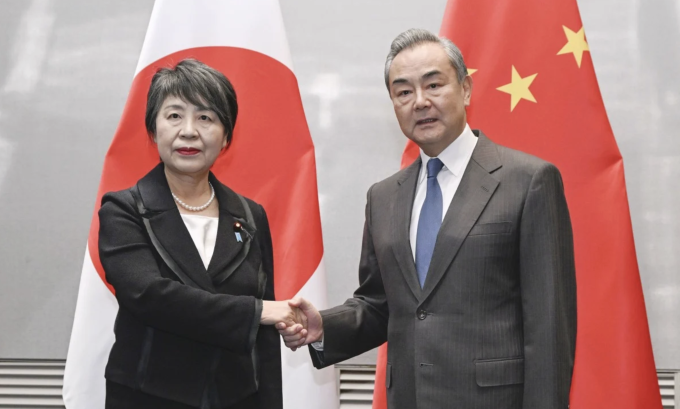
left=0, top=0, right=677, bottom=370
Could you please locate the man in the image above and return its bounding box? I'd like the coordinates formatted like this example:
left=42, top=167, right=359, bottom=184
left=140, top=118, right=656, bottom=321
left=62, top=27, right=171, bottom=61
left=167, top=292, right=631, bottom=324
left=279, top=28, right=576, bottom=409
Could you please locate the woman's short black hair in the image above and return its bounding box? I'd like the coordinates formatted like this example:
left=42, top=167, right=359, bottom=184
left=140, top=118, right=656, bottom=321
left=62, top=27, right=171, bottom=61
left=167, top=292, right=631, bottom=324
left=145, top=59, right=238, bottom=146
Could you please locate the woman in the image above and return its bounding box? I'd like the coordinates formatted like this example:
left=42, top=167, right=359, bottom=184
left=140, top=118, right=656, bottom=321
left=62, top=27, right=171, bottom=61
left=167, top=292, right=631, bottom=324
left=99, top=59, right=299, bottom=409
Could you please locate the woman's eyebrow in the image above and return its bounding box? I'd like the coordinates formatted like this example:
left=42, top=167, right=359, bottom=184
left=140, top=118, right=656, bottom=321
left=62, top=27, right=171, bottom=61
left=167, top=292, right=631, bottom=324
left=162, top=104, right=186, bottom=111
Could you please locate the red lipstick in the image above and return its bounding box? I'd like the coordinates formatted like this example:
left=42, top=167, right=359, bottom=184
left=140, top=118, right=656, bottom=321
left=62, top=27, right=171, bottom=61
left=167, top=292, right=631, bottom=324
left=177, top=148, right=200, bottom=155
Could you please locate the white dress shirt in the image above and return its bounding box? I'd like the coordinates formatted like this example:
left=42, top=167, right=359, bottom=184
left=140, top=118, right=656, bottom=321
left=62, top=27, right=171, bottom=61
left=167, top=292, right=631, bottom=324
left=409, top=124, right=478, bottom=261
left=180, top=214, right=219, bottom=269
left=312, top=125, right=477, bottom=351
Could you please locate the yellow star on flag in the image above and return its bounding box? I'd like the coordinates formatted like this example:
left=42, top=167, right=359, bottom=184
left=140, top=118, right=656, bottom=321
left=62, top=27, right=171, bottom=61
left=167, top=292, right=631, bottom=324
left=496, top=66, right=537, bottom=111
left=557, top=25, right=590, bottom=67
left=467, top=68, right=477, bottom=75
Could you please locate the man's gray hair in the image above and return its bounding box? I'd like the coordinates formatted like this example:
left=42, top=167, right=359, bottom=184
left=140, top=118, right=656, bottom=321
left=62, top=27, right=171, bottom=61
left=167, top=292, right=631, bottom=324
left=384, top=28, right=468, bottom=89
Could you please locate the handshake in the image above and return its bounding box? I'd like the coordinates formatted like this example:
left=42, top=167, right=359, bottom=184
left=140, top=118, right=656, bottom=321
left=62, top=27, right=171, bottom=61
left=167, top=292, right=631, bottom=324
left=260, top=298, right=323, bottom=351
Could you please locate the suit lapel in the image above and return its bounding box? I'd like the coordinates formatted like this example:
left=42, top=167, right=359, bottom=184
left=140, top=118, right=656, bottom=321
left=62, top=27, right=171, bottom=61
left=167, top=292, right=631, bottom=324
left=420, top=131, right=502, bottom=301
left=206, top=173, right=254, bottom=286
left=391, top=159, right=424, bottom=300
left=137, top=164, right=216, bottom=292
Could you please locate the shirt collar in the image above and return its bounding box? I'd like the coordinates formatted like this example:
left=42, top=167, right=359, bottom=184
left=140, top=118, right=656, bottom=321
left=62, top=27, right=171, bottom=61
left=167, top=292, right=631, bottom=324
left=418, top=124, right=477, bottom=180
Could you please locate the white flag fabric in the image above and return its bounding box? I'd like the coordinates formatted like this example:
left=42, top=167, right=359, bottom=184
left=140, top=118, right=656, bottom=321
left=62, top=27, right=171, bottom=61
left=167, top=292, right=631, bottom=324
left=63, top=1, right=337, bottom=407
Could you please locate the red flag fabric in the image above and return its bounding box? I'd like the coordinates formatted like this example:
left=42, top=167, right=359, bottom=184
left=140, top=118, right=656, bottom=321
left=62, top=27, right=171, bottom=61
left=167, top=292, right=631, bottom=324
left=63, top=1, right=337, bottom=407
left=373, top=0, right=661, bottom=408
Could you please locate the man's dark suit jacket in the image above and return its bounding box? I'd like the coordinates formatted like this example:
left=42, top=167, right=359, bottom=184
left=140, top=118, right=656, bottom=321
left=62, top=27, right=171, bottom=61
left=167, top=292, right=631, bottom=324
left=99, top=163, right=282, bottom=409
left=310, top=131, right=577, bottom=409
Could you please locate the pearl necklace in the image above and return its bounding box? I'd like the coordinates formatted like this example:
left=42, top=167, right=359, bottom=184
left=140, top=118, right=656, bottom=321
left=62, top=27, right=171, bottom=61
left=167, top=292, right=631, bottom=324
left=171, top=183, right=215, bottom=212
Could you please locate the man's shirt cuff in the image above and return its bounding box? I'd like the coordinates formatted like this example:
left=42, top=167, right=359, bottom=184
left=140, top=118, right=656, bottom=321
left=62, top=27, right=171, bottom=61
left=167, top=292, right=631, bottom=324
left=311, top=338, right=324, bottom=351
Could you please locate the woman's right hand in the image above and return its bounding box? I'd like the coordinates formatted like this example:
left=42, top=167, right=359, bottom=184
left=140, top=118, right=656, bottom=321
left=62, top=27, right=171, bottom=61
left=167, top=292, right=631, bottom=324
left=260, top=301, right=307, bottom=329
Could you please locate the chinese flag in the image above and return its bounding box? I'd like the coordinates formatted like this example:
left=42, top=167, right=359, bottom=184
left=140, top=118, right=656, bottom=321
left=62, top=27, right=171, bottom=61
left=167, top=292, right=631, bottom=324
left=373, top=0, right=662, bottom=408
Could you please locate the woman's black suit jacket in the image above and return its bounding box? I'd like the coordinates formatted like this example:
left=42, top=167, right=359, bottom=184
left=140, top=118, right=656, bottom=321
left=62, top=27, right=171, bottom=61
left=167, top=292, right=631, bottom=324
left=98, top=163, right=282, bottom=409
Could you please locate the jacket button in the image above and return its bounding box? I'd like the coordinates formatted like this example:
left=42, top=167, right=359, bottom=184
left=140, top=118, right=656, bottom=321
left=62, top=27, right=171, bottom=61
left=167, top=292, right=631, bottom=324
left=417, top=310, right=427, bottom=320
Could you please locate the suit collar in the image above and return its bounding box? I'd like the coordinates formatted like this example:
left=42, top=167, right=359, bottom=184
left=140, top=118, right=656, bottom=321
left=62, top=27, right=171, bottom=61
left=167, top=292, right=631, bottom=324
left=393, top=158, right=425, bottom=300
left=136, top=163, right=253, bottom=291
left=419, top=130, right=501, bottom=301
left=397, top=128, right=501, bottom=184
left=393, top=131, right=504, bottom=303
left=470, top=129, right=502, bottom=174
left=417, top=124, right=478, bottom=179
left=138, top=163, right=247, bottom=220
left=207, top=174, right=256, bottom=286
left=397, top=156, right=422, bottom=185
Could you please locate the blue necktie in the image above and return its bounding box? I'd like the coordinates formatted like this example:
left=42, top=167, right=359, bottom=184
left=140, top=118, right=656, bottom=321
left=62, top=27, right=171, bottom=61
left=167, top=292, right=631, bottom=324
left=415, top=158, right=445, bottom=288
